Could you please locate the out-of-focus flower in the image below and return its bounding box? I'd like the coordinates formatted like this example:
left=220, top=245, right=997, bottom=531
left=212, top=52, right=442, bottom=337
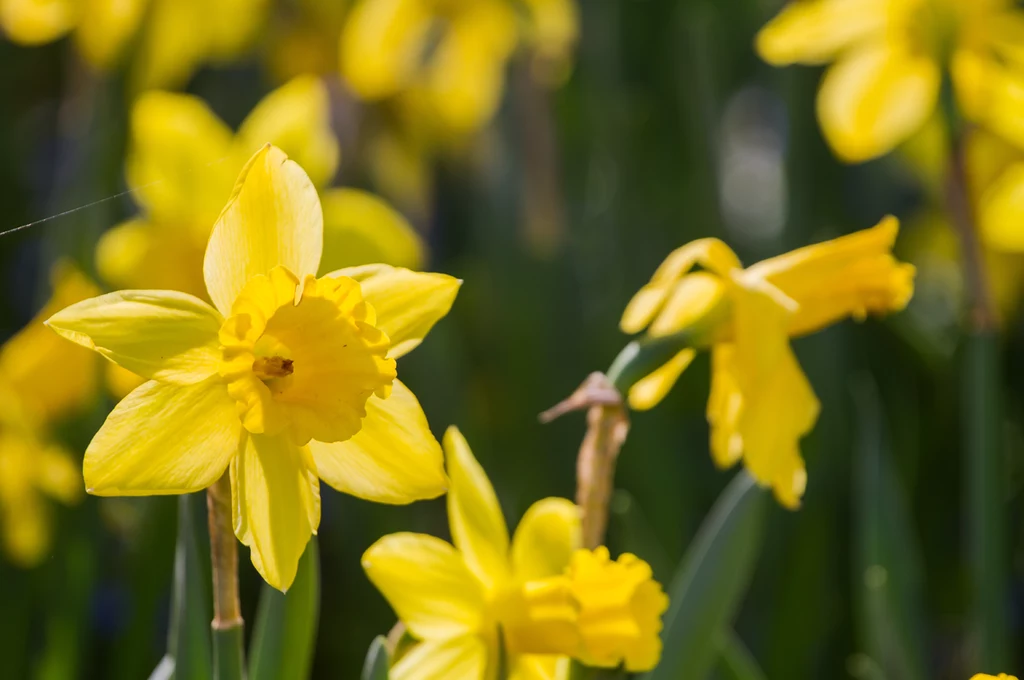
left=0, top=263, right=97, bottom=566
left=0, top=0, right=269, bottom=89
left=48, top=145, right=460, bottom=590
left=363, top=426, right=667, bottom=677
left=339, top=0, right=579, bottom=134
left=756, top=0, right=1024, bottom=163
left=621, top=217, right=915, bottom=507
left=971, top=675, right=1018, bottom=680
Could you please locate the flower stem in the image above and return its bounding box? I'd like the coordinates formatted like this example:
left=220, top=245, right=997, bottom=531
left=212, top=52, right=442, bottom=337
left=945, top=127, right=1007, bottom=668
left=207, top=472, right=246, bottom=680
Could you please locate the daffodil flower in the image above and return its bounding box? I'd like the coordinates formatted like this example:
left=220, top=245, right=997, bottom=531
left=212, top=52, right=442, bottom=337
left=363, top=426, right=667, bottom=679
left=621, top=217, right=915, bottom=507
left=971, top=675, right=1018, bottom=680
left=339, top=0, right=578, bottom=133
left=0, top=0, right=269, bottom=90
left=0, top=263, right=97, bottom=566
left=756, top=0, right=1024, bottom=162
left=47, top=145, right=460, bottom=590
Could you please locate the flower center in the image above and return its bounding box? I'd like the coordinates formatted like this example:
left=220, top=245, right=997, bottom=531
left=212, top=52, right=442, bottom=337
left=219, top=266, right=397, bottom=445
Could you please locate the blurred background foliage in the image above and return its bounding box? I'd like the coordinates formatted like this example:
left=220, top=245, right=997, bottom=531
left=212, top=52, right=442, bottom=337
left=0, top=0, right=1018, bottom=678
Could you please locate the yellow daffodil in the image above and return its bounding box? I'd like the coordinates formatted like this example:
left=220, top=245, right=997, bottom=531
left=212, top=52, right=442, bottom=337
left=756, top=0, right=1024, bottom=163
left=0, top=263, right=97, bottom=566
left=971, top=675, right=1018, bottom=680
left=47, top=144, right=460, bottom=590
left=363, top=426, right=667, bottom=678
left=621, top=217, right=915, bottom=507
left=339, top=0, right=578, bottom=134
left=0, top=0, right=269, bottom=90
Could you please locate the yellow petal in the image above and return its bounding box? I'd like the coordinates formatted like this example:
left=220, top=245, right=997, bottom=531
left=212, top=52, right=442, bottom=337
left=308, top=379, right=446, bottom=503
left=236, top=75, right=340, bottom=189
left=620, top=238, right=740, bottom=334
left=745, top=216, right=915, bottom=336
left=980, top=162, right=1024, bottom=252
left=327, top=264, right=460, bottom=359
left=0, top=262, right=99, bottom=423
left=126, top=91, right=237, bottom=230
left=443, top=426, right=511, bottom=589
left=36, top=443, right=83, bottom=505
left=362, top=532, right=486, bottom=638
left=105, top=362, right=146, bottom=400
left=755, top=0, right=892, bottom=65
left=953, top=50, right=1024, bottom=151
left=511, top=498, right=581, bottom=582
left=95, top=218, right=209, bottom=300
left=627, top=349, right=696, bottom=411
left=1, top=492, right=50, bottom=566
left=0, top=0, right=73, bottom=44
left=647, top=272, right=729, bottom=339
left=426, top=0, right=518, bottom=132
left=204, top=144, right=324, bottom=316
left=339, top=0, right=432, bottom=100
left=130, top=0, right=205, bottom=91
left=202, top=0, right=268, bottom=59
left=231, top=433, right=320, bottom=591
left=318, top=188, right=426, bottom=274
left=84, top=378, right=240, bottom=496
left=390, top=635, right=488, bottom=680
left=707, top=346, right=743, bottom=470
left=46, top=289, right=223, bottom=385
left=508, top=656, right=569, bottom=680
left=75, top=0, right=147, bottom=68
left=817, top=44, right=940, bottom=162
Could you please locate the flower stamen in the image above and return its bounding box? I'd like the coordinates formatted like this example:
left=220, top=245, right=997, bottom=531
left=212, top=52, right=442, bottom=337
left=252, top=356, right=294, bottom=380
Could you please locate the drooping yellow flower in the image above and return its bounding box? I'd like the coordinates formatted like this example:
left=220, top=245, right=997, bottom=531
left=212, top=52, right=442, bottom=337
left=621, top=217, right=915, bottom=507
left=756, top=0, right=1024, bottom=163
left=363, top=426, right=667, bottom=678
left=48, top=145, right=460, bottom=590
left=339, top=0, right=578, bottom=134
left=0, top=0, right=268, bottom=89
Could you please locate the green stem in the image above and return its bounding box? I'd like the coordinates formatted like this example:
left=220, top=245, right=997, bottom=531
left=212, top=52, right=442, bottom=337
left=207, top=473, right=246, bottom=680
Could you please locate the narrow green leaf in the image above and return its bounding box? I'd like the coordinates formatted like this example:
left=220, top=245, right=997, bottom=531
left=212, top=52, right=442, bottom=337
left=166, top=494, right=213, bottom=680
left=249, top=538, right=320, bottom=680
left=361, top=636, right=389, bottom=680
left=642, top=470, right=767, bottom=680
left=717, top=629, right=766, bottom=680
left=964, top=331, right=1008, bottom=667
left=851, top=377, right=926, bottom=680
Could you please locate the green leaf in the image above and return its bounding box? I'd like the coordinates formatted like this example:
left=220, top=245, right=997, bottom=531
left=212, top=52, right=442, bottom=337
left=361, top=636, right=389, bottom=680
left=642, top=470, right=767, bottom=680
left=717, top=629, right=766, bottom=680
left=249, top=538, right=320, bottom=680
left=851, top=378, right=925, bottom=680
left=165, top=494, right=213, bottom=680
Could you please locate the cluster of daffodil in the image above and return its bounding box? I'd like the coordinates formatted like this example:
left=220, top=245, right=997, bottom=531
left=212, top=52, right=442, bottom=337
left=620, top=217, right=915, bottom=507
left=44, top=143, right=668, bottom=676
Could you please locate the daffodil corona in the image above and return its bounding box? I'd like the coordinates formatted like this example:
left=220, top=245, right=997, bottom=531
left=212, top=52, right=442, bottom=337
left=47, top=145, right=460, bottom=590
left=363, top=427, right=667, bottom=679
left=621, top=217, right=915, bottom=507
left=756, top=0, right=1024, bottom=162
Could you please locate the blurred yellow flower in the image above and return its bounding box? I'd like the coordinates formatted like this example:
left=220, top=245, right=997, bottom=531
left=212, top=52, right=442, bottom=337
left=756, top=0, right=1024, bottom=162
left=48, top=145, right=460, bottom=590
left=339, top=0, right=578, bottom=133
left=621, top=217, right=915, bottom=507
left=363, top=426, right=667, bottom=677
left=971, top=675, right=1018, bottom=680
left=0, top=0, right=268, bottom=89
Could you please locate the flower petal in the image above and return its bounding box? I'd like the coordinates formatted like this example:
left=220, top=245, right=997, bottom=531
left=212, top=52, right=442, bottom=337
left=0, top=0, right=74, bottom=44
left=318, top=188, right=425, bottom=274
left=627, top=349, right=696, bottom=411
left=95, top=218, right=209, bottom=300
left=236, top=75, right=340, bottom=189
left=508, top=656, right=569, bottom=680
left=511, top=498, right=581, bottom=582
left=980, top=162, right=1024, bottom=251
left=755, top=0, right=893, bottom=66
left=231, top=432, right=320, bottom=591
left=204, top=144, right=324, bottom=316
left=817, top=44, right=940, bottom=162
left=444, top=426, right=510, bottom=589
left=126, top=91, right=237, bottom=228
left=75, top=0, right=147, bottom=68
left=84, top=378, right=240, bottom=496
left=0, top=262, right=99, bottom=423
left=327, top=264, right=461, bottom=359
left=308, top=379, right=446, bottom=503
left=46, top=289, right=223, bottom=385
left=390, top=635, right=488, bottom=680
left=363, top=532, right=486, bottom=639
left=339, top=0, right=433, bottom=100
